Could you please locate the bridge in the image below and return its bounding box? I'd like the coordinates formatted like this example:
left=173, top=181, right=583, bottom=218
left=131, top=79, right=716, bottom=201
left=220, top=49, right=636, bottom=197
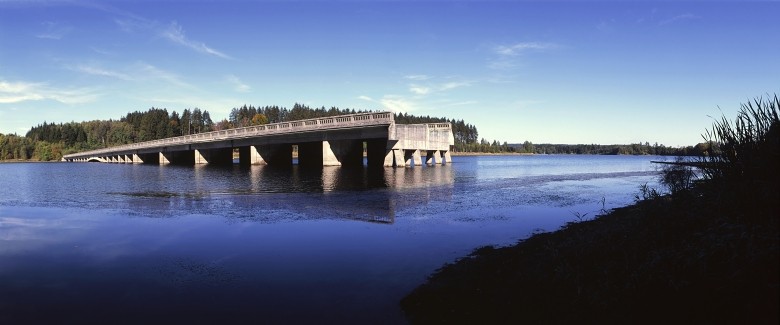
left=62, top=112, right=454, bottom=168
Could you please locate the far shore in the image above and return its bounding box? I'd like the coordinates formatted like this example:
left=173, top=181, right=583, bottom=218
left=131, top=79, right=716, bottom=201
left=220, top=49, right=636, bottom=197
left=449, top=152, right=534, bottom=156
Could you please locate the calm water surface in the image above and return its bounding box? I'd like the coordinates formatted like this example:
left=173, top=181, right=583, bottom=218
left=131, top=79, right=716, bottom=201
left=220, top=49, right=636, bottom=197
left=0, top=155, right=666, bottom=324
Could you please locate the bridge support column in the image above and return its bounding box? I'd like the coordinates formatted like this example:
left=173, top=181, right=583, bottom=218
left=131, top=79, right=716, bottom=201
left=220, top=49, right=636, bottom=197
left=297, top=140, right=362, bottom=167
left=195, top=148, right=233, bottom=165
left=393, top=149, right=405, bottom=167
left=159, top=152, right=171, bottom=165
left=258, top=144, right=292, bottom=166
left=195, top=150, right=206, bottom=164
left=298, top=142, right=322, bottom=167
left=443, top=150, right=451, bottom=164
left=322, top=141, right=341, bottom=166
left=325, top=140, right=363, bottom=167
left=375, top=147, right=404, bottom=168
left=426, top=150, right=443, bottom=165
left=132, top=154, right=144, bottom=164
left=366, top=139, right=393, bottom=168
left=161, top=151, right=195, bottom=165
left=239, top=145, right=266, bottom=165
left=404, top=149, right=422, bottom=167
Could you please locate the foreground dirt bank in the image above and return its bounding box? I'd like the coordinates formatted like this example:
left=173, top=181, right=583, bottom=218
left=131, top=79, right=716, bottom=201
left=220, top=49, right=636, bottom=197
left=401, top=194, right=779, bottom=324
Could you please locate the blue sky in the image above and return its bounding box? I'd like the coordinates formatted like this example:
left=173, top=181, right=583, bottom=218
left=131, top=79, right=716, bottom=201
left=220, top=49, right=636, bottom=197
left=1, top=0, right=778, bottom=146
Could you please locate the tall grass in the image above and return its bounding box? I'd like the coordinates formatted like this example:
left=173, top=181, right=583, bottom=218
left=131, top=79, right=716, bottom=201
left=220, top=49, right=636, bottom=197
left=699, top=94, right=779, bottom=224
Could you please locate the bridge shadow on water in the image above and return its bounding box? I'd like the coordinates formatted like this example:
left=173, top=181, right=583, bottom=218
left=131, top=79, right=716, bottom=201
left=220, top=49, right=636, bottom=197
left=115, top=163, right=455, bottom=224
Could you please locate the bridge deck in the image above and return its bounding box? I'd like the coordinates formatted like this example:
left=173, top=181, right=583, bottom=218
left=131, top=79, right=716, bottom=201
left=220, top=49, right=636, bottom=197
left=64, top=112, right=394, bottom=159
left=62, top=111, right=454, bottom=167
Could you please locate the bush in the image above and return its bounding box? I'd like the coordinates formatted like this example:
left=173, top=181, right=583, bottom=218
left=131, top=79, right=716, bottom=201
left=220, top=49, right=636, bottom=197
left=659, top=157, right=696, bottom=196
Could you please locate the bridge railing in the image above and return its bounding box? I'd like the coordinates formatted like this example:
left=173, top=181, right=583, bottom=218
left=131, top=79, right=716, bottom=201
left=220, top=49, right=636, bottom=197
left=64, top=112, right=394, bottom=159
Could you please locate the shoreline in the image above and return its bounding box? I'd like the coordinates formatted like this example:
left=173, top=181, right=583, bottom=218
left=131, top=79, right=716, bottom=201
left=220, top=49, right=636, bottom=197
left=449, top=152, right=534, bottom=156
left=400, top=191, right=779, bottom=324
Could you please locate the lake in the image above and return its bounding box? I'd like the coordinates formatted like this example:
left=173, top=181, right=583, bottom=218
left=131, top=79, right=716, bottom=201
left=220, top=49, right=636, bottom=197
left=0, top=155, right=665, bottom=324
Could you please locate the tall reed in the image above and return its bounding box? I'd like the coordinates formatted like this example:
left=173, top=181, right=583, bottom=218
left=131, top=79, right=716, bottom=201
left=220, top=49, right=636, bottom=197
left=699, top=94, right=779, bottom=224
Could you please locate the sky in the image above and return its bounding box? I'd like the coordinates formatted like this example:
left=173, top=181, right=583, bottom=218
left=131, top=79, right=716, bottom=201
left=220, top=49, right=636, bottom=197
left=0, top=0, right=778, bottom=146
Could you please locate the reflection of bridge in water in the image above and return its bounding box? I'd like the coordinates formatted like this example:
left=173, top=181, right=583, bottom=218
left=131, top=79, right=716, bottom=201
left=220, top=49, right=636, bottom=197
left=318, top=165, right=456, bottom=224
left=63, top=112, right=454, bottom=168
left=118, top=164, right=455, bottom=225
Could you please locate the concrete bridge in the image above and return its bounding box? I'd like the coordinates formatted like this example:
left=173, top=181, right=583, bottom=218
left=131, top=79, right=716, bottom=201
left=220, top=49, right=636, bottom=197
left=62, top=112, right=454, bottom=167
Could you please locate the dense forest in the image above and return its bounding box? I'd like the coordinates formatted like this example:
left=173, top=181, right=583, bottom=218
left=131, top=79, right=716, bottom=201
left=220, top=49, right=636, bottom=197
left=515, top=142, right=704, bottom=156
left=0, top=103, right=695, bottom=161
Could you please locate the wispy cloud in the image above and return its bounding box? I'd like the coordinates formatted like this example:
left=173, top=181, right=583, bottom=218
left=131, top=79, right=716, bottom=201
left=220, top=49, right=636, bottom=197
left=89, top=46, right=114, bottom=56
left=161, top=21, right=232, bottom=59
left=226, top=74, right=250, bottom=92
left=494, top=42, right=557, bottom=56
left=35, top=21, right=72, bottom=40
left=72, top=64, right=133, bottom=81
left=440, top=81, right=470, bottom=91
left=0, top=79, right=97, bottom=104
left=136, top=62, right=192, bottom=88
left=441, top=100, right=478, bottom=108
left=379, top=96, right=416, bottom=113
left=358, top=95, right=416, bottom=113
left=659, top=13, right=700, bottom=26
left=360, top=74, right=477, bottom=115
left=489, top=41, right=559, bottom=70
left=404, top=74, right=432, bottom=81
left=407, top=77, right=471, bottom=97
left=140, top=95, right=239, bottom=116
left=114, top=17, right=154, bottom=33
left=409, top=85, right=430, bottom=95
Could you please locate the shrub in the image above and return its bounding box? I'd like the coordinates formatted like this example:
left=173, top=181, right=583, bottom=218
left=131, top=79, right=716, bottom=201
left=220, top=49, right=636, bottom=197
left=659, top=156, right=696, bottom=196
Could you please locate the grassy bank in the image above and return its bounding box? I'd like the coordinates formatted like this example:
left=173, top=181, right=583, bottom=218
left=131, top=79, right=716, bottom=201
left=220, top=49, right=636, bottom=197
left=401, top=95, right=779, bottom=324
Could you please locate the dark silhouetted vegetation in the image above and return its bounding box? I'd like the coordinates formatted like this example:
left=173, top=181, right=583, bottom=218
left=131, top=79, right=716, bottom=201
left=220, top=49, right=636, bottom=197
left=401, top=94, right=779, bottom=324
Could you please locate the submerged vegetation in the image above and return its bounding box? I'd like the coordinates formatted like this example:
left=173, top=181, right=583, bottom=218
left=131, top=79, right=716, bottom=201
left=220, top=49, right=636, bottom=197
left=401, top=95, right=779, bottom=324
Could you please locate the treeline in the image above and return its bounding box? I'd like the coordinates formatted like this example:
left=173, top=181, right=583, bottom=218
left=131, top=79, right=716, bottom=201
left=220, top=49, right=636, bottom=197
left=517, top=142, right=705, bottom=156
left=0, top=133, right=35, bottom=160
left=16, top=107, right=217, bottom=161
left=224, top=103, right=369, bottom=128
left=443, top=140, right=701, bottom=156
left=0, top=102, right=700, bottom=162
